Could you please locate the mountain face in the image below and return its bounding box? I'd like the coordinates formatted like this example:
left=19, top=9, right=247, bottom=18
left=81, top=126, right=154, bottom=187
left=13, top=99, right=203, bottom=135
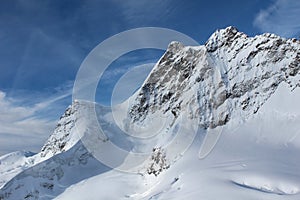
left=129, top=26, right=300, bottom=129
left=0, top=102, right=111, bottom=200
left=40, top=103, right=80, bottom=159
left=1, top=27, right=300, bottom=200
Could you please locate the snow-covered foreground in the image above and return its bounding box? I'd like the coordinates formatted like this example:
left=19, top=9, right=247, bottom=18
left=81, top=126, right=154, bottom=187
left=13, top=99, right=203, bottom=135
left=55, top=83, right=300, bottom=200
left=0, top=151, right=36, bottom=189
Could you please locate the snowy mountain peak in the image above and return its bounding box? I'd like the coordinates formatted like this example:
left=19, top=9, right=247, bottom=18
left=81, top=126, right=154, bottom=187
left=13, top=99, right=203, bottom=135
left=205, top=26, right=245, bottom=52
left=128, top=27, right=300, bottom=129
left=167, top=41, right=185, bottom=53
left=40, top=101, right=80, bottom=159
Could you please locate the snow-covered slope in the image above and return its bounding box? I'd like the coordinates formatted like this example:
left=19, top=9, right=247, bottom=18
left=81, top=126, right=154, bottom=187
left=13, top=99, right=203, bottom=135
left=128, top=26, right=300, bottom=128
left=0, top=102, right=85, bottom=191
left=56, top=83, right=300, bottom=200
left=40, top=103, right=81, bottom=159
left=0, top=102, right=114, bottom=199
left=1, top=26, right=300, bottom=200
left=0, top=151, right=36, bottom=189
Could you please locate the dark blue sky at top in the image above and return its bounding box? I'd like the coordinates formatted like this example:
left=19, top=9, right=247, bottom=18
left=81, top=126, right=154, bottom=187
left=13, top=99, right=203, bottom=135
left=0, top=0, right=290, bottom=109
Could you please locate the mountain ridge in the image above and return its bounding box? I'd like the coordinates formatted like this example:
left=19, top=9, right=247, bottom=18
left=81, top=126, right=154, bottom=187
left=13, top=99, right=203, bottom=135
left=1, top=26, right=300, bottom=200
left=128, top=26, right=300, bottom=128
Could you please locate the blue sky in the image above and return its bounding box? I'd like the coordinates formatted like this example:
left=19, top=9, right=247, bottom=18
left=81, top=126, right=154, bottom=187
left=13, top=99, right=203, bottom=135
left=0, top=0, right=299, bottom=155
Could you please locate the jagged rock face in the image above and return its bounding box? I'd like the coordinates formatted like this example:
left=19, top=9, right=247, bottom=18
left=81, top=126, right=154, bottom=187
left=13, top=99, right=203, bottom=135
left=40, top=102, right=80, bottom=158
left=146, top=147, right=170, bottom=176
left=129, top=27, right=300, bottom=128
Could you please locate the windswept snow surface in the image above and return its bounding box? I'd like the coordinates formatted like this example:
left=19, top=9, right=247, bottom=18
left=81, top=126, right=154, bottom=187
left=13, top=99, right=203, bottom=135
left=55, top=83, right=300, bottom=200
left=0, top=151, right=36, bottom=189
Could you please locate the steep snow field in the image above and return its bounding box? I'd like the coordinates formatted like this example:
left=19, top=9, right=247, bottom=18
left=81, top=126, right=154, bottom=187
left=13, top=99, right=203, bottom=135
left=55, top=83, right=300, bottom=200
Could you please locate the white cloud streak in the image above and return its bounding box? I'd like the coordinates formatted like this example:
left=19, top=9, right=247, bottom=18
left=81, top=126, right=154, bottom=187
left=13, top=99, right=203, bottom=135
left=0, top=87, right=72, bottom=155
left=113, top=0, right=174, bottom=25
left=254, top=0, right=300, bottom=38
left=111, top=63, right=154, bottom=105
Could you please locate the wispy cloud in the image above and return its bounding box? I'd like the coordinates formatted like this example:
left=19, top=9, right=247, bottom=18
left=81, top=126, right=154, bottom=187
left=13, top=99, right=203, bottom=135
left=33, top=81, right=73, bottom=111
left=113, top=0, right=175, bottom=25
left=0, top=84, right=72, bottom=155
left=111, top=63, right=154, bottom=105
left=101, top=58, right=158, bottom=83
left=254, top=0, right=300, bottom=38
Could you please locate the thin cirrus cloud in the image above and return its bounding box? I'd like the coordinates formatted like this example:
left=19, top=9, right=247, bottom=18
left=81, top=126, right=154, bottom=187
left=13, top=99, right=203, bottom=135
left=111, top=63, right=154, bottom=105
left=254, top=0, right=300, bottom=38
left=0, top=87, right=72, bottom=155
left=113, top=0, right=175, bottom=25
